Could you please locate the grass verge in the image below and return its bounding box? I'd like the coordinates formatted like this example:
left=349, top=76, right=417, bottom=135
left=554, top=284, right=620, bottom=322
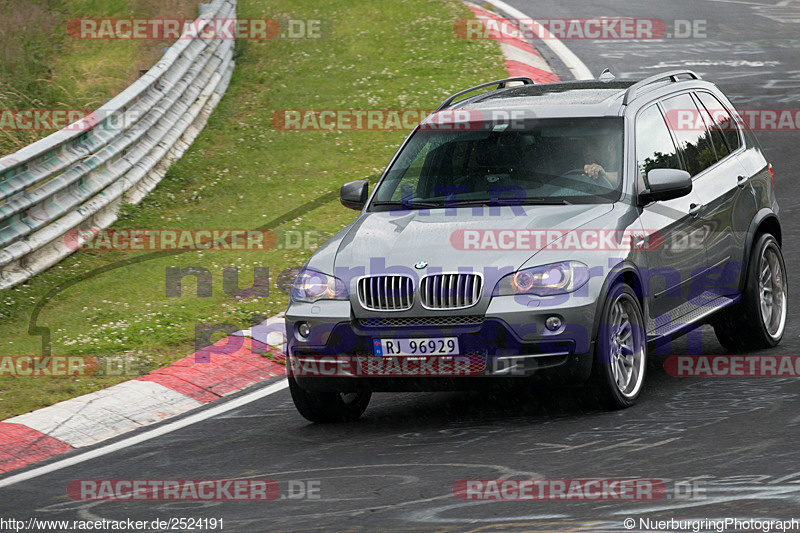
left=0, top=0, right=199, bottom=155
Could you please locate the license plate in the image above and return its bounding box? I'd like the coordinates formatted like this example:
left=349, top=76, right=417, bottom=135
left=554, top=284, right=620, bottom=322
left=374, top=337, right=459, bottom=356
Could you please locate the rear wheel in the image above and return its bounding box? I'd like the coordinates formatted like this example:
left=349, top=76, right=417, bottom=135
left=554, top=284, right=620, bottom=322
left=713, top=233, right=787, bottom=350
left=288, top=376, right=371, bottom=423
left=581, top=284, right=647, bottom=409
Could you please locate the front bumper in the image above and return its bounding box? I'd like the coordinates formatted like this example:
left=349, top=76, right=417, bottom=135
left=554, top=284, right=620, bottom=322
left=285, top=297, right=598, bottom=392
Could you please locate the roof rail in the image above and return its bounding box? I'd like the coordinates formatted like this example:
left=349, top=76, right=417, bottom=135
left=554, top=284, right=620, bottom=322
left=622, top=70, right=701, bottom=106
left=435, top=77, right=534, bottom=112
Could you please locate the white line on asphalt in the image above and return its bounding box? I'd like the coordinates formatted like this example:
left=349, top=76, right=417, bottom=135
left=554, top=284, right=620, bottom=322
left=0, top=379, right=289, bottom=489
left=479, top=0, right=594, bottom=80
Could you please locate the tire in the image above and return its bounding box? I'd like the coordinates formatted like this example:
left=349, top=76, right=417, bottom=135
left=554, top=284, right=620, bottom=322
left=288, top=376, right=371, bottom=423
left=712, top=233, right=787, bottom=350
left=581, top=284, right=647, bottom=409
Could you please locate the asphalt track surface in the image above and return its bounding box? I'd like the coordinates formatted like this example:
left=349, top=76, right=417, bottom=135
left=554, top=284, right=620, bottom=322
left=3, top=0, right=800, bottom=531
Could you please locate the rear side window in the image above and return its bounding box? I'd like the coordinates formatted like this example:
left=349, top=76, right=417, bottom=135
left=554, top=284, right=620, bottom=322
left=691, top=93, right=730, bottom=160
left=635, top=104, right=681, bottom=188
left=695, top=91, right=741, bottom=153
left=661, top=94, right=717, bottom=176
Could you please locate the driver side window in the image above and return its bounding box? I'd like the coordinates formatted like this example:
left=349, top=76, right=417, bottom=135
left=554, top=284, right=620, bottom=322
left=635, top=104, right=681, bottom=190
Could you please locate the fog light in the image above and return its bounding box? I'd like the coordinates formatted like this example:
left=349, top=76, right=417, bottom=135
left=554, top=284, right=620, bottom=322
left=545, top=316, right=562, bottom=331
left=297, top=322, right=311, bottom=338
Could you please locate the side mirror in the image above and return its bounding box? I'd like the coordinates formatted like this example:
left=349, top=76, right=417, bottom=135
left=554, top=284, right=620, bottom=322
left=340, top=179, right=369, bottom=210
left=638, top=169, right=692, bottom=205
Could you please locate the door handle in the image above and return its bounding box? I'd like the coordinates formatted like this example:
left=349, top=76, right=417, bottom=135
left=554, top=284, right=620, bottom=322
left=737, top=175, right=748, bottom=188
left=689, top=203, right=703, bottom=217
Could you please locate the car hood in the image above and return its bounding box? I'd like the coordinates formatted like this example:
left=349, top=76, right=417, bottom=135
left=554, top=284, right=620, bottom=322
left=329, top=204, right=614, bottom=277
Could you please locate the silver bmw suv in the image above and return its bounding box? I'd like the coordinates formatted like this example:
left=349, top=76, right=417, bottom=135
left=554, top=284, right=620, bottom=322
left=285, top=70, right=787, bottom=422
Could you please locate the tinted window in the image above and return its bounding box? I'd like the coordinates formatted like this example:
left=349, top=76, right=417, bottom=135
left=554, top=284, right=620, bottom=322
left=696, top=91, right=741, bottom=153
left=662, top=94, right=717, bottom=176
left=692, top=93, right=730, bottom=160
left=635, top=104, right=681, bottom=188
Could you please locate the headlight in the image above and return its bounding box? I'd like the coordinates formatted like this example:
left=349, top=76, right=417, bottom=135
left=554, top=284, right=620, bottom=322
left=493, top=261, right=589, bottom=296
left=291, top=269, right=348, bottom=303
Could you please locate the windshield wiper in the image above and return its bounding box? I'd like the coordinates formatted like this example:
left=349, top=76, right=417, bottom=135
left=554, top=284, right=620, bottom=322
left=452, top=198, right=572, bottom=206
left=371, top=200, right=443, bottom=208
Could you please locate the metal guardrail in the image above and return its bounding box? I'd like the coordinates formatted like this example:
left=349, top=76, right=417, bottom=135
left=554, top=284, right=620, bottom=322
left=0, top=0, right=236, bottom=290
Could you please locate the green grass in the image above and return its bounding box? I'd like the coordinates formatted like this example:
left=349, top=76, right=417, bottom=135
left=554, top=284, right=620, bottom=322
left=0, top=0, right=506, bottom=419
left=0, top=0, right=199, bottom=155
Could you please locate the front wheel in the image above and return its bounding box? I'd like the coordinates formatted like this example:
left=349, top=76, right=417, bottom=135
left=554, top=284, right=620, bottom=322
left=288, top=376, right=371, bottom=423
left=581, top=284, right=647, bottom=409
left=713, top=233, right=787, bottom=350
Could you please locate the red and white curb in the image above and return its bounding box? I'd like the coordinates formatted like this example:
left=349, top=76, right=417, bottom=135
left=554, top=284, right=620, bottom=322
left=0, top=317, right=288, bottom=474
left=476, top=0, right=593, bottom=80
left=465, top=3, right=560, bottom=82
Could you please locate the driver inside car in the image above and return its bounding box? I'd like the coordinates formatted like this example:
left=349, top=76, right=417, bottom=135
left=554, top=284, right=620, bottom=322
left=582, top=135, right=621, bottom=186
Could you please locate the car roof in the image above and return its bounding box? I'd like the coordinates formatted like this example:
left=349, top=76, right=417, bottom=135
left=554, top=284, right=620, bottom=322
left=477, top=80, right=633, bottom=105
left=442, top=80, right=633, bottom=118
left=431, top=72, right=712, bottom=120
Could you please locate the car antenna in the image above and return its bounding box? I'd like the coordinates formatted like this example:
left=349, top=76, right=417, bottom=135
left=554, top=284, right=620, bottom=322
left=599, top=68, right=615, bottom=82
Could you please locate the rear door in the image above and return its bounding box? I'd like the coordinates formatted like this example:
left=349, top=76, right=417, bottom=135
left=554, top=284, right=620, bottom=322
left=693, top=90, right=756, bottom=296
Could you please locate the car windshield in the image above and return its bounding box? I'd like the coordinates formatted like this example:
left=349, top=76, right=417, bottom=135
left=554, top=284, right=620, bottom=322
left=370, top=117, right=623, bottom=208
